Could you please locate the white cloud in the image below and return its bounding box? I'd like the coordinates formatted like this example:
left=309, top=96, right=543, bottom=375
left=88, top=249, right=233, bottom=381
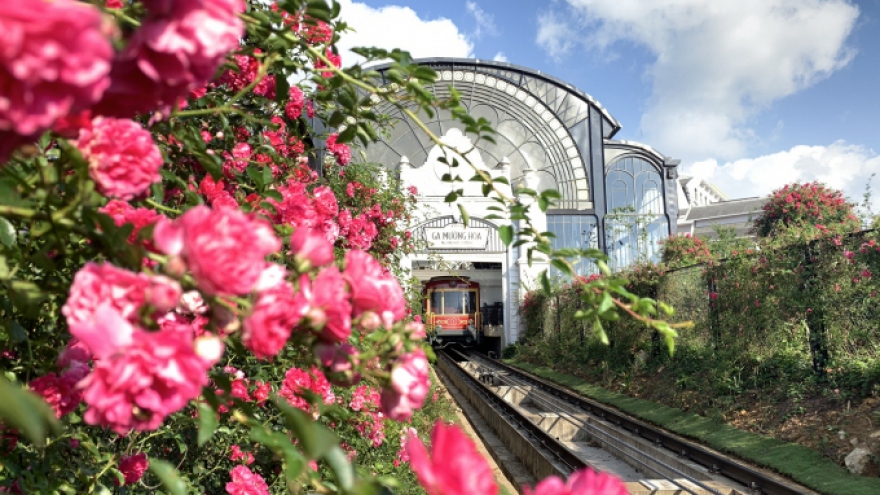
left=492, top=52, right=508, bottom=62
left=537, top=0, right=859, bottom=162
left=466, top=1, right=498, bottom=40
left=335, top=0, right=473, bottom=66
left=686, top=141, right=879, bottom=203
left=536, top=11, right=578, bottom=62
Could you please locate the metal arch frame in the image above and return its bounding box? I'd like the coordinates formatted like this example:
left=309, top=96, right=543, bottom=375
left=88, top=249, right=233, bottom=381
left=365, top=57, right=622, bottom=138
left=368, top=84, right=593, bottom=207
left=365, top=71, right=594, bottom=210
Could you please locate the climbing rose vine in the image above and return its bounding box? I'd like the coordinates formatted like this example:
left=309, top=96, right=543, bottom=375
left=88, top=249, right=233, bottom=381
left=754, top=181, right=860, bottom=238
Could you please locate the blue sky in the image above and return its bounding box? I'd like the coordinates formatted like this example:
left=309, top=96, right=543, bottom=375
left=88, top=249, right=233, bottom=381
left=335, top=0, right=880, bottom=204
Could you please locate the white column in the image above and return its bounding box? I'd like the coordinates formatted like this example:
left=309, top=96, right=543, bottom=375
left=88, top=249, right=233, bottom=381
left=515, top=164, right=549, bottom=294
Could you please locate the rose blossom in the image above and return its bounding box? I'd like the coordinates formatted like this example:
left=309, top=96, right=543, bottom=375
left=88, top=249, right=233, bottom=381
left=242, top=282, right=308, bottom=360
left=153, top=205, right=281, bottom=295
left=29, top=370, right=83, bottom=418
left=63, top=263, right=182, bottom=356
left=344, top=250, right=407, bottom=325
left=381, top=349, right=430, bottom=421
left=406, top=421, right=498, bottom=495
left=285, top=86, right=305, bottom=120
left=94, top=0, right=245, bottom=118
left=290, top=227, right=335, bottom=268
left=325, top=133, right=351, bottom=165
left=99, top=200, right=163, bottom=248
left=0, top=0, right=113, bottom=138
left=306, top=267, right=352, bottom=343
left=524, top=467, right=629, bottom=495
left=79, top=322, right=215, bottom=434
left=75, top=117, right=164, bottom=200
left=278, top=367, right=334, bottom=413
left=226, top=465, right=269, bottom=495
left=117, top=453, right=149, bottom=486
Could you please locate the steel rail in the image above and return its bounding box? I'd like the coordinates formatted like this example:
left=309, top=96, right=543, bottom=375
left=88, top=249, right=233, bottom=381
left=437, top=349, right=585, bottom=475
left=476, top=353, right=808, bottom=495
left=463, top=353, right=722, bottom=495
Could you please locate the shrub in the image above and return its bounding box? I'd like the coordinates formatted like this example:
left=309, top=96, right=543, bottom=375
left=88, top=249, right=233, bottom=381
left=754, top=182, right=860, bottom=238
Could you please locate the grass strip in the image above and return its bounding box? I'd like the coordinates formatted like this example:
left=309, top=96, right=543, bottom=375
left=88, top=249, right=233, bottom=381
left=504, top=359, right=880, bottom=495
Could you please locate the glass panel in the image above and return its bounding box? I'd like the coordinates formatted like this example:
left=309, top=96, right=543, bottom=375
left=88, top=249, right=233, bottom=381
left=443, top=291, right=465, bottom=314
left=605, top=156, right=669, bottom=271
left=467, top=291, right=478, bottom=314
left=430, top=291, right=442, bottom=314
left=548, top=214, right=599, bottom=278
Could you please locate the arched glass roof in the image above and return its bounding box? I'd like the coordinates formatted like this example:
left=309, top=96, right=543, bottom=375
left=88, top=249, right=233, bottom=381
left=359, top=58, right=622, bottom=210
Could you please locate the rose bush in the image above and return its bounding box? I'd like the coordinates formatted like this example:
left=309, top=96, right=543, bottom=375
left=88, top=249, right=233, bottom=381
left=0, top=1, right=653, bottom=493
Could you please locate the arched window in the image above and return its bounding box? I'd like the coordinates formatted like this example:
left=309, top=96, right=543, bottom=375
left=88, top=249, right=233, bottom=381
left=604, top=156, right=669, bottom=271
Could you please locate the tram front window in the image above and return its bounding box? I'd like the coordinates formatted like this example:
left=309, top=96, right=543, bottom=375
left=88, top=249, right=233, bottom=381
left=430, top=291, right=442, bottom=314
left=443, top=291, right=465, bottom=314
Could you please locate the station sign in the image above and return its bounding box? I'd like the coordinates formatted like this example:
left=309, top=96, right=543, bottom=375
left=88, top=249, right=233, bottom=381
left=425, top=224, right=490, bottom=250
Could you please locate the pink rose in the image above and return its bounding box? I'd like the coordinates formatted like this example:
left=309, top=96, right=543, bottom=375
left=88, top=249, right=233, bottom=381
left=242, top=282, right=308, bottom=360
left=29, top=369, right=84, bottom=418
left=315, top=342, right=361, bottom=386
left=226, top=465, right=269, bottom=495
left=325, top=133, right=351, bottom=166
left=99, top=200, right=163, bottom=248
left=381, top=349, right=430, bottom=421
left=94, top=0, right=245, bottom=118
left=285, top=87, right=305, bottom=120
left=278, top=367, right=334, bottom=413
left=525, top=468, right=629, bottom=495
left=117, top=453, right=149, bottom=486
left=406, top=421, right=498, bottom=495
left=63, top=263, right=181, bottom=356
left=306, top=267, right=352, bottom=343
left=57, top=338, right=91, bottom=369
left=79, top=327, right=213, bottom=434
left=344, top=250, right=407, bottom=324
left=0, top=0, right=113, bottom=136
left=153, top=206, right=281, bottom=295
left=75, top=117, right=163, bottom=200
left=290, top=227, right=335, bottom=268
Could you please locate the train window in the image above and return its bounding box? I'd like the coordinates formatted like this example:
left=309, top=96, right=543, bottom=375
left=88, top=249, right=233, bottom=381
left=467, top=291, right=477, bottom=314
left=443, top=291, right=465, bottom=314
left=430, top=291, right=442, bottom=314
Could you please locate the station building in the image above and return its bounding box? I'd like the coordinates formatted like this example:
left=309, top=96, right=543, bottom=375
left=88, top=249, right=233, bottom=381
left=358, top=58, right=682, bottom=347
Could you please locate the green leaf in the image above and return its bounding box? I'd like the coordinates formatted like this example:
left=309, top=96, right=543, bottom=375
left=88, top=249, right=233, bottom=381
left=197, top=402, right=218, bottom=447
left=597, top=292, right=614, bottom=315
left=539, top=270, right=552, bottom=296
left=498, top=225, right=514, bottom=246
left=149, top=460, right=187, bottom=495
left=323, top=445, right=355, bottom=491
left=8, top=321, right=26, bottom=343
left=263, top=189, right=284, bottom=202
left=247, top=165, right=266, bottom=189
left=458, top=204, right=470, bottom=226
left=274, top=397, right=338, bottom=459
left=549, top=259, right=572, bottom=276
left=0, top=217, right=16, bottom=247
left=275, top=74, right=291, bottom=106
left=0, top=377, right=61, bottom=446
left=593, top=318, right=609, bottom=345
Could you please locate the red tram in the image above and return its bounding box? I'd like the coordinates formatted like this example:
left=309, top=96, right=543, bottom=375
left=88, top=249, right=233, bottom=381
left=423, top=276, right=481, bottom=345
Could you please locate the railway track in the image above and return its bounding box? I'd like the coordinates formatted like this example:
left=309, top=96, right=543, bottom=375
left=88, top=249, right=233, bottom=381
left=435, top=347, right=816, bottom=495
